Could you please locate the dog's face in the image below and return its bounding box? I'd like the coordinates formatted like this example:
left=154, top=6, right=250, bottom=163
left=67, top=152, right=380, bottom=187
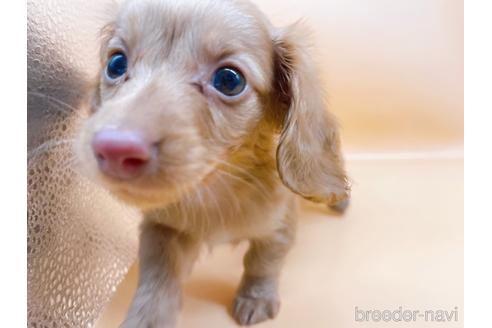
left=75, top=0, right=349, bottom=209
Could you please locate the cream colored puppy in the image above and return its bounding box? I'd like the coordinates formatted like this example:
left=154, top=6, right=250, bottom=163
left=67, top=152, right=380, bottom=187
left=75, top=0, right=350, bottom=326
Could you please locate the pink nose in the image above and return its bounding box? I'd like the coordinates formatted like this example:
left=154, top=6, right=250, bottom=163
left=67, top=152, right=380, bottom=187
left=92, top=130, right=152, bottom=180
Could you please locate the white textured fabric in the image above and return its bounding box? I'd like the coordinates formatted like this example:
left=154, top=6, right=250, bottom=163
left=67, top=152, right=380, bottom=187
left=27, top=0, right=140, bottom=326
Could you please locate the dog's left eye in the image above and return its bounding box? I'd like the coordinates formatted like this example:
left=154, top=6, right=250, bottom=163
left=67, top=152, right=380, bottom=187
left=212, top=67, right=246, bottom=96
left=106, top=53, right=128, bottom=80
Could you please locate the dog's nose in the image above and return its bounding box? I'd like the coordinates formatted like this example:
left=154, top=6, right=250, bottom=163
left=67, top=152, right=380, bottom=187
left=92, top=130, right=152, bottom=180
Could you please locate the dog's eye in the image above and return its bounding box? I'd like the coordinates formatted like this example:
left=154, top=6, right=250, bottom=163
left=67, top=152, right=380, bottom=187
left=212, top=67, right=246, bottom=96
left=106, top=53, right=128, bottom=79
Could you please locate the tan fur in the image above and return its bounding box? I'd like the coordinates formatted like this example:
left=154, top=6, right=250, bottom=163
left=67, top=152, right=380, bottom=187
left=74, top=0, right=350, bottom=326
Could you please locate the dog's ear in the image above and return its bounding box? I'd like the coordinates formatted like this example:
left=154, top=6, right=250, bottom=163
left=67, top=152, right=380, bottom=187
left=272, top=23, right=350, bottom=206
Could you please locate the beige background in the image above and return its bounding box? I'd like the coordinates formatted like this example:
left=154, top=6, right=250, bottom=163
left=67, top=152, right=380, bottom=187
left=27, top=0, right=463, bottom=327
left=253, top=0, right=463, bottom=152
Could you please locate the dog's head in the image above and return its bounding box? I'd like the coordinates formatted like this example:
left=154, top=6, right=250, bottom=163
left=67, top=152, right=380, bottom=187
left=75, top=0, right=349, bottom=209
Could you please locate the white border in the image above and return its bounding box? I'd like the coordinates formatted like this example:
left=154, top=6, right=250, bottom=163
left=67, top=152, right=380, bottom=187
left=0, top=1, right=481, bottom=327
left=0, top=0, right=27, bottom=326
left=464, top=0, right=492, bottom=326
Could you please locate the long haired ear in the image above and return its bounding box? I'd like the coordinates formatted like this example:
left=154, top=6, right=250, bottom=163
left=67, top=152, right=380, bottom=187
left=272, top=23, right=350, bottom=207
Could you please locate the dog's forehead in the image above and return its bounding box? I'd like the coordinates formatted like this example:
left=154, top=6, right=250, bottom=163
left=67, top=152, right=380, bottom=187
left=116, top=0, right=273, bottom=62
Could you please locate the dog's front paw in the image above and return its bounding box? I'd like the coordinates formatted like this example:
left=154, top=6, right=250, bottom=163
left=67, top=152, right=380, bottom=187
left=233, top=295, right=280, bottom=326
left=120, top=305, right=176, bottom=328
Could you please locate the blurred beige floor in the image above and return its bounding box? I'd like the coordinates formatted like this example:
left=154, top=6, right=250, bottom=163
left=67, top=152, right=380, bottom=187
left=96, top=157, right=463, bottom=328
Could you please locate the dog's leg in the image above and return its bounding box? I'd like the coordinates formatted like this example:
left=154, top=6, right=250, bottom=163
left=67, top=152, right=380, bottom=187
left=233, top=216, right=296, bottom=326
left=121, top=220, right=199, bottom=328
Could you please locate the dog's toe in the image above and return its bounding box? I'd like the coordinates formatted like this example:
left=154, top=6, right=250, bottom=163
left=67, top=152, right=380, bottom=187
left=233, top=295, right=280, bottom=326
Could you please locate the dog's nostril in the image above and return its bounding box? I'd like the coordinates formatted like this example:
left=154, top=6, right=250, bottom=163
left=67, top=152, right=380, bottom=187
left=96, top=152, right=106, bottom=162
left=122, top=157, right=148, bottom=168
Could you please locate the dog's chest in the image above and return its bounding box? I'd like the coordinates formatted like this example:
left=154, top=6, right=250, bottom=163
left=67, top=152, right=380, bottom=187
left=154, top=176, right=291, bottom=242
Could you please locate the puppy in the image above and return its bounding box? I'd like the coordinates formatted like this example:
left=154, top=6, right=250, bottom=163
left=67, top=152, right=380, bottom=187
left=75, top=0, right=350, bottom=326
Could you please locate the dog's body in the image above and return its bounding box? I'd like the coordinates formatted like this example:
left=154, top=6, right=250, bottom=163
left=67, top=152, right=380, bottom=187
left=75, top=0, right=350, bottom=326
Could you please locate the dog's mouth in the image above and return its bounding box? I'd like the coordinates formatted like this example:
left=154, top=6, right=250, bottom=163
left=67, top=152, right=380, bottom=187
left=109, top=185, right=178, bottom=209
left=95, top=162, right=220, bottom=209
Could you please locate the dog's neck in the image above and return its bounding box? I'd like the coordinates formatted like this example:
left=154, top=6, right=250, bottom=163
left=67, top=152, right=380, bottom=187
left=145, top=124, right=286, bottom=239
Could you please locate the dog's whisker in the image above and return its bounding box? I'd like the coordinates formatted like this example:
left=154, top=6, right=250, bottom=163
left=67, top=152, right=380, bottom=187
left=27, top=138, right=75, bottom=163
left=216, top=167, right=269, bottom=199
left=28, top=91, right=86, bottom=118
left=213, top=169, right=243, bottom=214
left=213, top=159, right=273, bottom=201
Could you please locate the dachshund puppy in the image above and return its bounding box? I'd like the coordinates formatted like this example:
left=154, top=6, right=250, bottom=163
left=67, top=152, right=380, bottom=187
left=75, top=0, right=350, bottom=326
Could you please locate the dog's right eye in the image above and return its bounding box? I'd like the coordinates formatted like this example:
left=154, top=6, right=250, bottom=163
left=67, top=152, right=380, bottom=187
left=106, top=53, right=128, bottom=80
left=212, top=67, right=246, bottom=97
